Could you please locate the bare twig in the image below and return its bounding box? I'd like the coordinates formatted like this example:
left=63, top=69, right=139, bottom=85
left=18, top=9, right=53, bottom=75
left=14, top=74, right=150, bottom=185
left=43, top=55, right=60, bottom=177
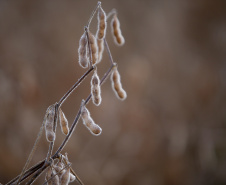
left=58, top=67, right=94, bottom=107
left=16, top=121, right=45, bottom=185
left=86, top=1, right=101, bottom=29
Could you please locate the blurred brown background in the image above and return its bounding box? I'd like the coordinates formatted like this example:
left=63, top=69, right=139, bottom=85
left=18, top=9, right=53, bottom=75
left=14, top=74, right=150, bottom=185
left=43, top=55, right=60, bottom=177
left=0, top=0, right=226, bottom=184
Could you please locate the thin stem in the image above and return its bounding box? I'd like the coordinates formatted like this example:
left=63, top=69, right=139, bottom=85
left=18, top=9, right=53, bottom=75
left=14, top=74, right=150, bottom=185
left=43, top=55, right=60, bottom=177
left=104, top=38, right=114, bottom=65
left=25, top=164, right=48, bottom=185
left=106, top=9, right=117, bottom=20
left=86, top=1, right=101, bottom=29
left=16, top=121, right=45, bottom=185
left=6, top=161, right=45, bottom=185
left=58, top=67, right=94, bottom=107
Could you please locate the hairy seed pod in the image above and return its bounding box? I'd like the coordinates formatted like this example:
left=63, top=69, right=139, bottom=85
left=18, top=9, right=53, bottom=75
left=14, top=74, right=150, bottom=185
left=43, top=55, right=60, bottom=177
left=60, top=167, right=70, bottom=185
left=91, top=71, right=102, bottom=106
left=55, top=160, right=75, bottom=182
left=78, top=32, right=88, bottom=68
left=45, top=104, right=56, bottom=142
left=97, top=38, right=104, bottom=63
left=59, top=108, right=69, bottom=135
left=81, top=106, right=102, bottom=136
left=96, top=7, right=107, bottom=39
left=46, top=167, right=52, bottom=185
left=51, top=169, right=60, bottom=185
left=46, top=167, right=60, bottom=185
left=54, top=163, right=65, bottom=176
left=69, top=172, right=76, bottom=182
left=111, top=14, right=125, bottom=46
left=88, top=31, right=98, bottom=65
left=111, top=67, right=127, bottom=100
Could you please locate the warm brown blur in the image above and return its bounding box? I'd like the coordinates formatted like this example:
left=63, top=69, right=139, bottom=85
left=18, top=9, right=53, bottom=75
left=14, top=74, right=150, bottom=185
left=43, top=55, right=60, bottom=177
left=0, top=0, right=226, bottom=185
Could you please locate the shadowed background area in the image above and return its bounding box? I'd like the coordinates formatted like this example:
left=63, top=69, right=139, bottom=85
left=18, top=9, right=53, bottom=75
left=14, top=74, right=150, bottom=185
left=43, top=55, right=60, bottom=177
left=0, top=0, right=226, bottom=184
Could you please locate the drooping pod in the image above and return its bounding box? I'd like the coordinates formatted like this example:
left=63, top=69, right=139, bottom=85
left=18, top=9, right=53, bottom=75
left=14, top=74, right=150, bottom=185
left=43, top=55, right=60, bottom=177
left=45, top=104, right=57, bottom=142
left=111, top=66, right=127, bottom=100
left=78, top=32, right=88, bottom=68
left=60, top=166, right=70, bottom=185
left=54, top=158, right=76, bottom=183
left=54, top=162, right=65, bottom=177
left=51, top=169, right=60, bottom=185
left=59, top=108, right=69, bottom=135
left=97, top=38, right=104, bottom=63
left=111, top=14, right=125, bottom=46
left=69, top=172, right=76, bottom=182
left=91, top=70, right=102, bottom=106
left=46, top=167, right=60, bottom=185
left=88, top=31, right=98, bottom=65
left=96, top=6, right=107, bottom=40
left=46, top=167, right=52, bottom=185
left=81, top=105, right=102, bottom=136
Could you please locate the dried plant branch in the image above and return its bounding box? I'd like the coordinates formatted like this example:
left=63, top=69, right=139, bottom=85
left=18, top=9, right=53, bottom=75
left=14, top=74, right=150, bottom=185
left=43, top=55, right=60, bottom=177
left=6, top=2, right=127, bottom=184
left=58, top=67, right=94, bottom=107
left=9, top=42, right=115, bottom=185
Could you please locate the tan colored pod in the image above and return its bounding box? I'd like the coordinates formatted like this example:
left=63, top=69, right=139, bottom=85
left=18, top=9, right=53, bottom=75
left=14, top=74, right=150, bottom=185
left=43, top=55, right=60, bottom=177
left=69, top=172, right=76, bottom=182
left=96, top=6, right=107, bottom=39
left=51, top=169, right=60, bottom=185
left=91, top=71, right=102, bottom=106
left=45, top=167, right=52, bottom=185
left=78, top=32, right=88, bottom=68
left=45, top=167, right=60, bottom=185
left=60, top=167, right=70, bottom=185
left=111, top=67, right=127, bottom=100
left=111, top=14, right=125, bottom=46
left=45, top=104, right=56, bottom=142
left=59, top=108, right=69, bottom=135
left=88, top=31, right=98, bottom=65
left=54, top=162, right=65, bottom=176
left=97, top=38, right=104, bottom=63
left=81, top=106, right=102, bottom=136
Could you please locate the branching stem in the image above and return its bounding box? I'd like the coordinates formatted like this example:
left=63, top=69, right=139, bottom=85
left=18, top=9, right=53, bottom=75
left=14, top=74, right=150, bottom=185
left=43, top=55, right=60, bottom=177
left=6, top=3, right=122, bottom=184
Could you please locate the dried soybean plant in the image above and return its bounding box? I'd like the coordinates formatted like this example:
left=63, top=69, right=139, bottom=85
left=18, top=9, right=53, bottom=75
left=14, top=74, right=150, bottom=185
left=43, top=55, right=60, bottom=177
left=5, top=2, right=126, bottom=185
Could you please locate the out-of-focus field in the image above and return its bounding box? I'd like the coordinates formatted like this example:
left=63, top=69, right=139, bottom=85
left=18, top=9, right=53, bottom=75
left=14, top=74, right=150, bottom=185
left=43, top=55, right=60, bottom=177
left=0, top=0, right=226, bottom=184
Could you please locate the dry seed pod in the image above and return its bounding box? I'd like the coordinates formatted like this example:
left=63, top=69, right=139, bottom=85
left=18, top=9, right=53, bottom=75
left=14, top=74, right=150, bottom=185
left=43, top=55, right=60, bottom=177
left=55, top=165, right=75, bottom=182
left=59, top=108, right=69, bottom=135
left=78, top=32, right=88, bottom=68
left=46, top=167, right=52, bottom=185
left=111, top=67, right=127, bottom=100
left=96, top=6, right=107, bottom=39
left=88, top=31, right=98, bottom=65
left=81, top=106, right=102, bottom=136
left=60, top=167, right=70, bottom=185
left=69, top=172, right=76, bottom=182
left=91, top=70, right=102, bottom=106
left=45, top=104, right=56, bottom=142
left=111, top=14, right=125, bottom=46
left=46, top=167, right=60, bottom=185
left=97, top=38, right=104, bottom=63
left=54, top=162, right=65, bottom=176
left=51, top=169, right=60, bottom=185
